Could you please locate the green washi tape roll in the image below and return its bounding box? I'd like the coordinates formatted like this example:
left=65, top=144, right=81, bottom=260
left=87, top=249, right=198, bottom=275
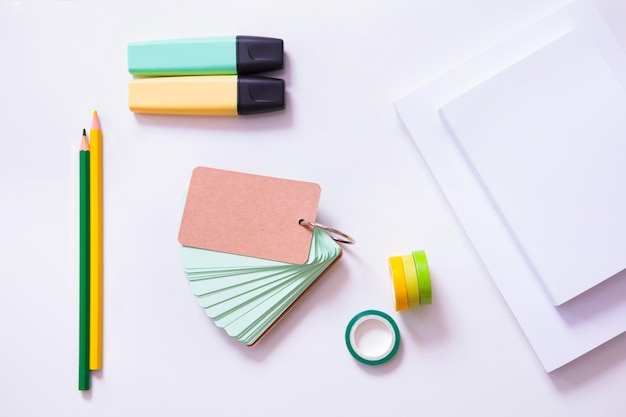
left=412, top=250, right=432, bottom=305
left=402, top=254, right=420, bottom=309
left=345, top=310, right=401, bottom=366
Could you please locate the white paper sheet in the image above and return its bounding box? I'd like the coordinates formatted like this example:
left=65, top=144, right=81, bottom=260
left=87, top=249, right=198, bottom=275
left=394, top=0, right=626, bottom=372
left=439, top=29, right=626, bottom=306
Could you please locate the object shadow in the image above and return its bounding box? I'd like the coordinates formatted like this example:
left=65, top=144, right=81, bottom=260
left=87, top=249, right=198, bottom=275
left=549, top=331, right=626, bottom=391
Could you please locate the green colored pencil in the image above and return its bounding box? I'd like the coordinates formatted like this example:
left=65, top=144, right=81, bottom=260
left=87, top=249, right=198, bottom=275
left=79, top=129, right=90, bottom=391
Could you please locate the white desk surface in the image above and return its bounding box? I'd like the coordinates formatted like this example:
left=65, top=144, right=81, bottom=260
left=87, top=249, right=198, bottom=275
left=1, top=1, right=625, bottom=416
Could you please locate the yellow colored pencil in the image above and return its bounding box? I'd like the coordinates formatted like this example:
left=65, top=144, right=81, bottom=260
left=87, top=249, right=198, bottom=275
left=89, top=111, right=103, bottom=370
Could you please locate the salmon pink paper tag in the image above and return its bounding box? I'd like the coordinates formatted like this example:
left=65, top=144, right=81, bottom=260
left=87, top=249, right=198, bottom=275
left=178, top=167, right=321, bottom=264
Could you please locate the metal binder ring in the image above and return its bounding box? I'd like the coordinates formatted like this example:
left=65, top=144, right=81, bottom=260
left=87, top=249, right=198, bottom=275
left=299, top=219, right=355, bottom=244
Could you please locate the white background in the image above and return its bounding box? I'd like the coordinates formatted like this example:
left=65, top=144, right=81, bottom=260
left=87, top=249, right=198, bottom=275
left=1, top=0, right=625, bottom=416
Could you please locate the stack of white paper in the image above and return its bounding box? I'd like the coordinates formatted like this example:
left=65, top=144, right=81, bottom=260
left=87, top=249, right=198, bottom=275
left=439, top=29, right=626, bottom=306
left=395, top=0, right=626, bottom=372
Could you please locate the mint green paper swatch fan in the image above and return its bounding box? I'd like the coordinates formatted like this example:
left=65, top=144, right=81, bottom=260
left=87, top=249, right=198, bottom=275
left=177, top=167, right=349, bottom=346
left=180, top=227, right=342, bottom=345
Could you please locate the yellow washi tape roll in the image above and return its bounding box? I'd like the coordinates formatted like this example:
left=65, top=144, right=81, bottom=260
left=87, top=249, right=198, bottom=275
left=402, top=254, right=420, bottom=309
left=389, top=256, right=409, bottom=311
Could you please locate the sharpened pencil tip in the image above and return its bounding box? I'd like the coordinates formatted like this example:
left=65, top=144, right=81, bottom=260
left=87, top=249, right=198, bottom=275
left=80, top=130, right=90, bottom=151
left=90, top=111, right=101, bottom=131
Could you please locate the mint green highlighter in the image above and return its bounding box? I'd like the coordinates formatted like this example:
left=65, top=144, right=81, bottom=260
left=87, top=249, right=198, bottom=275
left=128, top=36, right=283, bottom=76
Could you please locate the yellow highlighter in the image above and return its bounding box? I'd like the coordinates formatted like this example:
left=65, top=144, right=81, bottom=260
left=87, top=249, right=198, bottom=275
left=128, top=75, right=285, bottom=116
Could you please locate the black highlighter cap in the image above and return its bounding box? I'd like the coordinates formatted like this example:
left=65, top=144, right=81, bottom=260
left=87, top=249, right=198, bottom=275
left=237, top=76, right=285, bottom=115
left=236, top=36, right=284, bottom=74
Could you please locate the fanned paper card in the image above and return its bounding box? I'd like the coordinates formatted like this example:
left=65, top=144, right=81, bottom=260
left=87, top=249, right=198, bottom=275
left=178, top=167, right=342, bottom=346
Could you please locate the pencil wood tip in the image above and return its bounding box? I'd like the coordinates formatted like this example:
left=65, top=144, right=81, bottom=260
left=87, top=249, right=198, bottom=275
left=80, top=132, right=90, bottom=151
left=90, top=111, right=101, bottom=130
